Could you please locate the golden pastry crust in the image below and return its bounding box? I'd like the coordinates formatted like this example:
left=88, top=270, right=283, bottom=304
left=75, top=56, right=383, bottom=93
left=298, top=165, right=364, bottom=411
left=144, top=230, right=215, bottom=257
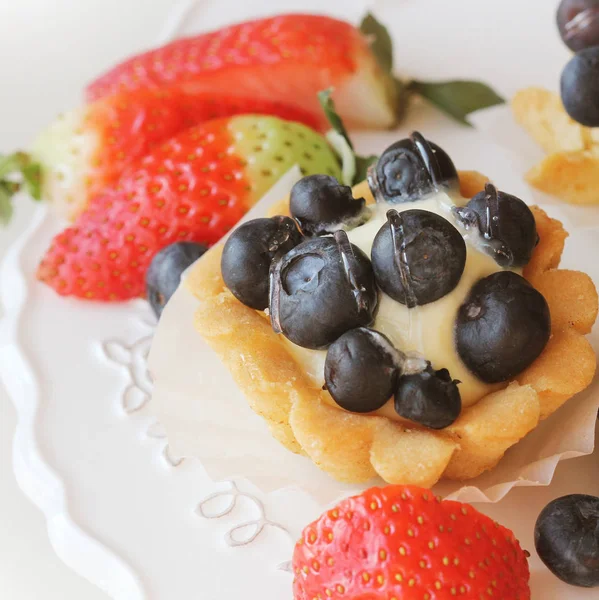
left=523, top=206, right=568, bottom=277
left=512, top=87, right=589, bottom=154
left=189, top=171, right=597, bottom=486
left=456, top=170, right=490, bottom=198
left=512, top=87, right=599, bottom=205
left=526, top=152, right=599, bottom=206
left=529, top=269, right=598, bottom=334
left=443, top=382, right=541, bottom=480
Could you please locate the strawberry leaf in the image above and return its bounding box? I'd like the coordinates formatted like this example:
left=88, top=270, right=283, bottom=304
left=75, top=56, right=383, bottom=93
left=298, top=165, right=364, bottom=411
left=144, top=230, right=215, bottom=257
left=318, top=89, right=378, bottom=185
left=21, top=161, right=42, bottom=201
left=0, top=152, right=43, bottom=225
left=0, top=184, right=14, bottom=225
left=355, top=155, right=379, bottom=184
left=360, top=12, right=394, bottom=73
left=359, top=13, right=408, bottom=121
left=408, top=80, right=505, bottom=126
left=358, top=12, right=504, bottom=127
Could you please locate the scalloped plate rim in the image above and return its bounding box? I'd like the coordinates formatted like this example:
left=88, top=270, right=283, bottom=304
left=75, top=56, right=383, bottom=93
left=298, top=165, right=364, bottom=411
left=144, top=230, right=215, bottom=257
left=0, top=204, right=146, bottom=600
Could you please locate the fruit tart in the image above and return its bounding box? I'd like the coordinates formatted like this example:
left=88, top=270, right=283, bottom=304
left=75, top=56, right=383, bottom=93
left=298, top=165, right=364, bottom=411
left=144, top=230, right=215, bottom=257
left=187, top=133, right=598, bottom=487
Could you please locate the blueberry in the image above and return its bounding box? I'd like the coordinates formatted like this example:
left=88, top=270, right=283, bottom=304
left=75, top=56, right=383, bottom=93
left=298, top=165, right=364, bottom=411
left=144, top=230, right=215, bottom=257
left=325, top=328, right=400, bottom=413
left=456, top=271, right=551, bottom=383
left=394, top=364, right=461, bottom=429
left=371, top=209, right=467, bottom=308
left=146, top=241, right=207, bottom=317
left=561, top=47, right=599, bottom=127
left=221, top=216, right=303, bottom=310
left=454, top=183, right=538, bottom=268
left=557, top=0, right=599, bottom=52
left=290, top=174, right=368, bottom=236
left=535, top=494, right=599, bottom=588
left=370, top=132, right=459, bottom=204
left=270, top=231, right=378, bottom=349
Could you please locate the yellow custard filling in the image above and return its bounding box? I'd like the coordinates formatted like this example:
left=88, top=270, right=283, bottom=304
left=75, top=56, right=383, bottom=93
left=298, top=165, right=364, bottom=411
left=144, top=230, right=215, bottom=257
left=279, top=189, right=521, bottom=418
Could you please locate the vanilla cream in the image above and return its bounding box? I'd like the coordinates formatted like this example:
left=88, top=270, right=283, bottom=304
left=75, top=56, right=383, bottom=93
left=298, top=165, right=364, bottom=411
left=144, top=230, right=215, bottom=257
left=281, top=190, right=521, bottom=418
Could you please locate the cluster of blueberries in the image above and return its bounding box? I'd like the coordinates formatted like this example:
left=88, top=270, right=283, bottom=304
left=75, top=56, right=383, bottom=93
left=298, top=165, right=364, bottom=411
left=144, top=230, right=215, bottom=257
left=219, top=133, right=550, bottom=429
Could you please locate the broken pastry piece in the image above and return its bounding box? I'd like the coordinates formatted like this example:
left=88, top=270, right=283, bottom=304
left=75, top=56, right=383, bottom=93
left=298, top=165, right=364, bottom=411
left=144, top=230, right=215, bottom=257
left=189, top=133, right=598, bottom=486
left=513, top=87, right=599, bottom=205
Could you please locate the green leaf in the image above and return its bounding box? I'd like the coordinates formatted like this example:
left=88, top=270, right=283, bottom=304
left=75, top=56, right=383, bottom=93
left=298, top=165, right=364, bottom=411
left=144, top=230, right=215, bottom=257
left=360, top=12, right=394, bottom=74
left=0, top=184, right=14, bottom=225
left=22, top=162, right=42, bottom=200
left=359, top=13, right=408, bottom=123
left=0, top=152, right=43, bottom=225
left=354, top=155, right=379, bottom=183
left=0, top=154, right=23, bottom=178
left=318, top=89, right=353, bottom=150
left=409, top=80, right=505, bottom=126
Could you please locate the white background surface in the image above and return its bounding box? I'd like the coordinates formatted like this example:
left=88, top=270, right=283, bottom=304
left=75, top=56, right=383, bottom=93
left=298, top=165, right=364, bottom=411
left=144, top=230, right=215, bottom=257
left=0, top=2, right=176, bottom=597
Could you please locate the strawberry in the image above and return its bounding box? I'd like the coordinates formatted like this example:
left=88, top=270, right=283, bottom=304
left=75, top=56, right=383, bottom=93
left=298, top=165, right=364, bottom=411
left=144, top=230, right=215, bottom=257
left=293, top=485, right=530, bottom=600
left=30, top=87, right=321, bottom=221
left=86, top=14, right=399, bottom=130
left=37, top=115, right=341, bottom=301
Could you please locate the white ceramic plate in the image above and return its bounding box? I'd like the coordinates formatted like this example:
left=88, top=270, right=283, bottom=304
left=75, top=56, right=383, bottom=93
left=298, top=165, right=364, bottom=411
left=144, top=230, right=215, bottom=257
left=1, top=1, right=599, bottom=598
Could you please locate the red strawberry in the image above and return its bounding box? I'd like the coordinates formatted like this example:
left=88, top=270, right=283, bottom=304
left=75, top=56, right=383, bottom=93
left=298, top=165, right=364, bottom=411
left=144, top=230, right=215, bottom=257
left=37, top=114, right=341, bottom=301
left=86, top=14, right=399, bottom=130
left=31, top=87, right=320, bottom=221
left=293, top=485, right=530, bottom=600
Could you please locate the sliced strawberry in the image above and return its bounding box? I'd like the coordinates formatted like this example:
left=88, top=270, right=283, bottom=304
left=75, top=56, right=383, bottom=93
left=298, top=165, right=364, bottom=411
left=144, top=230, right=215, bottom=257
left=86, top=14, right=398, bottom=130
left=31, top=87, right=321, bottom=221
left=38, top=114, right=341, bottom=301
left=293, top=485, right=531, bottom=600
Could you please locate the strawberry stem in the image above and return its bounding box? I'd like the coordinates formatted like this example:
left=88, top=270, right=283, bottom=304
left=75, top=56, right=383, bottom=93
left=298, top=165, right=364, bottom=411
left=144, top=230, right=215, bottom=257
left=0, top=152, right=42, bottom=225
left=318, top=89, right=378, bottom=185
left=318, top=89, right=353, bottom=150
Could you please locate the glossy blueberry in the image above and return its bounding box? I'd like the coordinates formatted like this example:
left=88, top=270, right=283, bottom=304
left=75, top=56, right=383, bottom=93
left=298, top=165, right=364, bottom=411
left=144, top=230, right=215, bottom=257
left=394, top=364, right=461, bottom=429
left=370, top=132, right=459, bottom=204
left=557, top=0, right=599, bottom=52
left=270, top=231, right=378, bottom=349
left=221, top=216, right=303, bottom=310
left=371, top=209, right=467, bottom=307
left=325, top=328, right=400, bottom=413
left=456, top=271, right=551, bottom=383
left=535, top=494, right=599, bottom=588
left=454, top=183, right=538, bottom=268
left=289, top=174, right=368, bottom=236
left=561, top=47, right=599, bottom=127
left=146, top=241, right=207, bottom=317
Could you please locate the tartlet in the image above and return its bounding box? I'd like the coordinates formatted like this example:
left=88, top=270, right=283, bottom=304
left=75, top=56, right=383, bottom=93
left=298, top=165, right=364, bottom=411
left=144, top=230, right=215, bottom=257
left=188, top=166, right=597, bottom=488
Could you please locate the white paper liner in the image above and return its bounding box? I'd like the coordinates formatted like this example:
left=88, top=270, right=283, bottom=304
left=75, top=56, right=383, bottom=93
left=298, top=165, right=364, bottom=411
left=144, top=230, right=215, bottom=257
left=148, top=148, right=599, bottom=508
